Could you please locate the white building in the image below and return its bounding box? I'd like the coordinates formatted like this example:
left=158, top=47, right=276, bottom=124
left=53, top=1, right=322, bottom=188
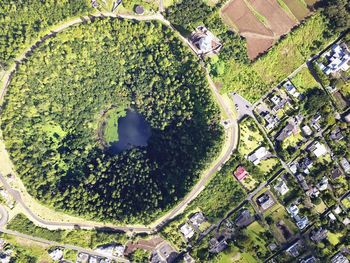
left=284, top=80, right=300, bottom=98
left=180, top=223, right=194, bottom=240
left=340, top=158, right=350, bottom=173
left=274, top=179, right=289, bottom=196
left=310, top=141, right=328, bottom=158
left=248, top=147, right=270, bottom=165
left=319, top=43, right=350, bottom=75
left=49, top=248, right=63, bottom=261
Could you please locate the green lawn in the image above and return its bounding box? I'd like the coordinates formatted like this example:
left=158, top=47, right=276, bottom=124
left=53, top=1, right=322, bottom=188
left=214, top=245, right=258, bottom=263
left=290, top=67, right=320, bottom=94
left=328, top=232, right=342, bottom=246
left=239, top=118, right=265, bottom=156
left=103, top=106, right=126, bottom=144
left=281, top=132, right=303, bottom=149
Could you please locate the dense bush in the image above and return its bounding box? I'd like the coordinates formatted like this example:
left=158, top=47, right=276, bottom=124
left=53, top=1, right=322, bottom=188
left=1, top=18, right=223, bottom=223
left=0, top=0, right=93, bottom=68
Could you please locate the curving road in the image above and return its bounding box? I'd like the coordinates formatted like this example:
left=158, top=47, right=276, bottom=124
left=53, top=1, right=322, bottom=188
left=0, top=11, right=238, bottom=233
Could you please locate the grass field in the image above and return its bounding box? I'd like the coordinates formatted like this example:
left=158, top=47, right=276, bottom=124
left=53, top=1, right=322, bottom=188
left=290, top=67, right=320, bottom=94
left=215, top=245, right=258, bottom=263
left=218, top=13, right=334, bottom=101
left=103, top=106, right=126, bottom=144
left=328, top=232, right=342, bottom=246
left=2, top=234, right=54, bottom=262
left=341, top=197, right=350, bottom=209
left=239, top=118, right=265, bottom=156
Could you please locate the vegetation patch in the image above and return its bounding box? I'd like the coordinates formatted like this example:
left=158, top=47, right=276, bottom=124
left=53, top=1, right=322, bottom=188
left=1, top=18, right=224, bottom=223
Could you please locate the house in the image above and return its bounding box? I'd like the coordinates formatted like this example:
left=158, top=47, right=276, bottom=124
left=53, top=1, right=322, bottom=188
left=344, top=112, right=350, bottom=123
left=284, top=80, right=300, bottom=98
left=334, top=206, right=342, bottom=215
left=296, top=174, right=310, bottom=191
left=276, top=115, right=303, bottom=141
left=256, top=193, right=275, bottom=211
left=180, top=223, right=194, bottom=240
left=301, top=256, right=318, bottom=263
left=317, top=176, right=328, bottom=191
left=343, top=218, right=350, bottom=226
left=209, top=236, right=228, bottom=254
left=77, top=253, right=90, bottom=263
left=310, top=227, right=328, bottom=242
left=286, top=241, right=302, bottom=257
left=94, top=244, right=125, bottom=257
left=309, top=141, right=328, bottom=158
left=298, top=158, right=313, bottom=174
left=318, top=43, right=350, bottom=75
left=234, top=166, right=249, bottom=181
left=189, top=212, right=206, bottom=228
left=328, top=212, right=337, bottom=221
left=289, top=163, right=298, bottom=174
left=262, top=112, right=280, bottom=130
left=331, top=252, right=349, bottom=263
left=340, top=158, right=350, bottom=173
left=295, top=215, right=309, bottom=230
left=89, top=256, right=99, bottom=263
left=306, top=187, right=320, bottom=198
left=0, top=253, right=11, bottom=263
left=330, top=167, right=343, bottom=179
left=330, top=127, right=344, bottom=141
left=183, top=253, right=195, bottom=263
left=274, top=179, right=289, bottom=196
left=310, top=113, right=322, bottom=131
left=49, top=248, right=64, bottom=261
left=248, top=147, right=270, bottom=165
left=154, top=242, right=178, bottom=263
left=234, top=209, right=254, bottom=228
left=301, top=125, right=313, bottom=137
left=190, top=26, right=222, bottom=55
left=287, top=204, right=299, bottom=217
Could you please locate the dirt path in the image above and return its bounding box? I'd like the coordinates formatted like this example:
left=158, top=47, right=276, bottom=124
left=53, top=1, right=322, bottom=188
left=0, top=11, right=238, bottom=233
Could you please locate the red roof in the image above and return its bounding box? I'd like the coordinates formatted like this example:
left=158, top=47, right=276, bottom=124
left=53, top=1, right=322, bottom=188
left=234, top=166, right=249, bottom=181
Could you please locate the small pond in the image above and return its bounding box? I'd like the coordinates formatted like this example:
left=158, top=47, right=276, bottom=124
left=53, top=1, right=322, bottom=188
left=109, top=110, right=152, bottom=153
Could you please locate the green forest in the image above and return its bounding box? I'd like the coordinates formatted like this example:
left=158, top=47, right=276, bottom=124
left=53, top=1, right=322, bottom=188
left=1, top=18, right=223, bottom=223
left=0, top=0, right=93, bottom=69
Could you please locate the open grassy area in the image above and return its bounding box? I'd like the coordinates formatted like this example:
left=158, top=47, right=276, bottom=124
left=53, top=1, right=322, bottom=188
left=328, top=232, right=342, bottom=246
left=2, top=234, right=53, bottom=262
left=239, top=118, right=265, bottom=156
left=217, top=13, right=334, bottom=101
left=341, top=197, right=350, bottom=209
left=281, top=132, right=303, bottom=149
left=103, top=106, right=126, bottom=144
left=214, top=245, right=258, bottom=263
left=7, top=214, right=128, bottom=249
left=290, top=67, right=320, bottom=94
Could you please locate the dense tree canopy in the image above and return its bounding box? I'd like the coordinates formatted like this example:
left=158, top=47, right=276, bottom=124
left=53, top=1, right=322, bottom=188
left=321, top=0, right=350, bottom=32
left=1, top=18, right=223, bottom=223
left=0, top=0, right=93, bottom=68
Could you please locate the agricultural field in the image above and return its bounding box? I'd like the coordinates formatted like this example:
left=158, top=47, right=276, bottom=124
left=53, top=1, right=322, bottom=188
left=221, top=0, right=310, bottom=59
left=215, top=12, right=334, bottom=101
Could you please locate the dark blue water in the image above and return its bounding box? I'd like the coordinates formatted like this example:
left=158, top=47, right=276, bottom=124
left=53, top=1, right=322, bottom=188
left=109, top=110, right=151, bottom=153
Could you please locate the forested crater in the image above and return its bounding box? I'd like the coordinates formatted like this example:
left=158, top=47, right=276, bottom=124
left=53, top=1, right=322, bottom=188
left=1, top=18, right=223, bottom=223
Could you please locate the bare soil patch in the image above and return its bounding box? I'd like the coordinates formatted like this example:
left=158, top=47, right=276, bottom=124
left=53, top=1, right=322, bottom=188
left=249, top=0, right=297, bottom=35
left=221, top=0, right=311, bottom=59
left=282, top=0, right=309, bottom=21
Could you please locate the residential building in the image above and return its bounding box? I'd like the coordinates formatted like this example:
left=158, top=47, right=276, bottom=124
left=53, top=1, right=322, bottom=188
left=286, top=241, right=302, bottom=257
left=318, top=43, right=350, bottom=75
left=296, top=174, right=310, bottom=191
left=340, top=158, right=350, bottom=173
left=310, top=113, right=322, bottom=131
left=274, top=179, right=289, bottom=196
left=77, top=253, right=89, bottom=263
left=330, top=127, right=344, bottom=141
left=234, top=209, right=254, bottom=228
left=284, top=80, right=300, bottom=98
left=180, top=223, right=194, bottom=240
left=183, top=253, right=195, bottom=263
left=310, top=227, right=328, bottom=242
left=256, top=193, right=275, bottom=211
left=331, top=252, right=349, bottom=263
left=153, top=242, right=178, bottom=263
left=209, top=236, right=228, bottom=254
left=295, top=215, right=309, bottom=230
left=287, top=204, right=299, bottom=217
left=344, top=112, right=350, bottom=123
left=328, top=212, right=336, bottom=221
left=49, top=248, right=63, bottom=261
left=262, top=112, right=280, bottom=130
left=302, top=125, right=313, bottom=137
left=301, top=256, right=318, bottom=263
left=298, top=158, right=313, bottom=174
left=330, top=167, right=343, bottom=179
left=248, top=147, right=270, bottom=165
left=189, top=212, right=206, bottom=228
left=190, top=26, right=222, bottom=55
left=234, top=166, right=249, bottom=181
left=317, top=176, right=329, bottom=191
left=309, top=141, right=328, bottom=158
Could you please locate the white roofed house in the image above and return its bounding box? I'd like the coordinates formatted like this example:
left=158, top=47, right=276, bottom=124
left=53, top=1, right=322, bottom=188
left=190, top=26, right=222, bottom=56
left=318, top=43, right=350, bottom=76
left=248, top=147, right=271, bottom=165
left=274, top=179, right=289, bottom=196
left=180, top=223, right=194, bottom=240
left=308, top=141, right=328, bottom=158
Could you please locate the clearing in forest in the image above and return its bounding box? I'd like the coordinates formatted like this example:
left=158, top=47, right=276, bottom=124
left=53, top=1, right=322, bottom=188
left=221, top=0, right=311, bottom=59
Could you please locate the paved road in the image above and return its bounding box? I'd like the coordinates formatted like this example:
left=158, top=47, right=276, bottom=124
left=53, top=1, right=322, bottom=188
left=0, top=12, right=238, bottom=233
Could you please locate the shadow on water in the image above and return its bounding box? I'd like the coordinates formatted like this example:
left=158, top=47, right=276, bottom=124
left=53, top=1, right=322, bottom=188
left=109, top=110, right=151, bottom=154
